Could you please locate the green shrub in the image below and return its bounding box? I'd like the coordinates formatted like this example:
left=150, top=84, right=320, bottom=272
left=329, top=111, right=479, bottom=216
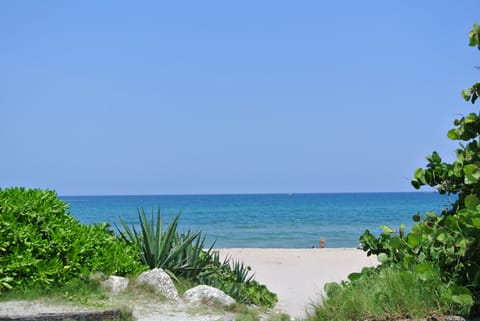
left=116, top=209, right=278, bottom=307
left=0, top=187, right=143, bottom=292
left=198, top=253, right=277, bottom=307
left=358, top=24, right=480, bottom=317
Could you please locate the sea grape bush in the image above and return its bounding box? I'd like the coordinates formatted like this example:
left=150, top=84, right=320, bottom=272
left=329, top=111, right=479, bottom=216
left=0, top=187, right=143, bottom=291
left=360, top=23, right=480, bottom=316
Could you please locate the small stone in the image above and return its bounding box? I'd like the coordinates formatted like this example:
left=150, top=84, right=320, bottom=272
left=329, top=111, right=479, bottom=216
left=136, top=268, right=179, bottom=300
left=102, top=276, right=129, bottom=293
left=184, top=285, right=235, bottom=307
left=444, top=316, right=466, bottom=321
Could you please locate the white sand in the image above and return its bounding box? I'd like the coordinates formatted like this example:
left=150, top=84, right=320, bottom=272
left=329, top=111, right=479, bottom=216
left=217, top=248, right=378, bottom=319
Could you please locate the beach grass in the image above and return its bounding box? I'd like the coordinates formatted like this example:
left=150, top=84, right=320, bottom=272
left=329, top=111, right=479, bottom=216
left=304, top=266, right=446, bottom=321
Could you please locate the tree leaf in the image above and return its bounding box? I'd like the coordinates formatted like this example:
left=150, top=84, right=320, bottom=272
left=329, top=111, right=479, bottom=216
left=381, top=225, right=395, bottom=234
left=407, top=233, right=422, bottom=248
left=464, top=164, right=480, bottom=184
left=464, top=194, right=480, bottom=210
left=377, top=253, right=390, bottom=264
left=462, top=88, right=472, bottom=101
left=447, top=129, right=459, bottom=140
left=389, top=236, right=403, bottom=249
left=471, top=218, right=480, bottom=228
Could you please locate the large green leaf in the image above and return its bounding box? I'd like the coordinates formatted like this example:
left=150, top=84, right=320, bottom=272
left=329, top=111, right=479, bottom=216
left=464, top=194, right=480, bottom=210
left=464, top=164, right=480, bottom=184
left=407, top=233, right=422, bottom=248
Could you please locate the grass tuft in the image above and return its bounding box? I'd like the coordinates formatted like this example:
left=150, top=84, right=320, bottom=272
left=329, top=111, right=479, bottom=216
left=305, top=267, right=445, bottom=321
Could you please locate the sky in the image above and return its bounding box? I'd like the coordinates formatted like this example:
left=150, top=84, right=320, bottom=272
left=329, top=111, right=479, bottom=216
left=1, top=1, right=479, bottom=195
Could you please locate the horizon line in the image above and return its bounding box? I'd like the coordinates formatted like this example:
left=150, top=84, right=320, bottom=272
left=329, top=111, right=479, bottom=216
left=58, top=190, right=438, bottom=197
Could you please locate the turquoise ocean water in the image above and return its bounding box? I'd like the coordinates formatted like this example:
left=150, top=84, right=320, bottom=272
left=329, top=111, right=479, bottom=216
left=61, top=192, right=453, bottom=249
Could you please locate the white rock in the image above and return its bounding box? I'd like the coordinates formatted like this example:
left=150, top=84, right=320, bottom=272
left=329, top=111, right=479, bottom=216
left=136, top=268, right=179, bottom=300
left=184, top=285, right=236, bottom=307
left=102, top=276, right=129, bottom=293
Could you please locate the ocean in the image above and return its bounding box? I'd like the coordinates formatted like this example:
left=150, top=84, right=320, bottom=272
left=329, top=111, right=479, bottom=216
left=61, top=192, right=454, bottom=249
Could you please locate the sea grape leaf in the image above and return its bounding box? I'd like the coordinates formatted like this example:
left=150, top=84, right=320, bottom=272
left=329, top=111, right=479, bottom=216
left=448, top=129, right=459, bottom=140
left=389, top=236, right=403, bottom=249
left=464, top=194, right=480, bottom=210
left=407, top=234, right=422, bottom=248
left=348, top=272, right=362, bottom=282
left=380, top=225, right=395, bottom=234
left=471, top=218, right=480, bottom=228
left=377, top=253, right=390, bottom=264
left=462, top=88, right=472, bottom=101
left=451, top=286, right=474, bottom=305
left=464, top=164, right=480, bottom=184
left=452, top=294, right=474, bottom=305
left=416, top=262, right=435, bottom=274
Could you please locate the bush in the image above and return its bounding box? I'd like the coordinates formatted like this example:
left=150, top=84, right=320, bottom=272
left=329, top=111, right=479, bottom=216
left=116, top=209, right=278, bottom=307
left=358, top=24, right=480, bottom=317
left=309, top=23, right=480, bottom=321
left=0, top=187, right=143, bottom=292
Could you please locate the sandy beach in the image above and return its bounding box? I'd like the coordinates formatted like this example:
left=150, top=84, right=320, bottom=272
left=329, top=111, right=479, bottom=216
left=218, top=248, right=378, bottom=319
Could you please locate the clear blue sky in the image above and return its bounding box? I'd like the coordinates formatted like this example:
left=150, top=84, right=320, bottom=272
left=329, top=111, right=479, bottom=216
left=1, top=1, right=479, bottom=195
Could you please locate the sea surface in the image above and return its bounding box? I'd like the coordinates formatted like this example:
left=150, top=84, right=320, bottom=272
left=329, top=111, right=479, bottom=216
left=61, top=192, right=454, bottom=249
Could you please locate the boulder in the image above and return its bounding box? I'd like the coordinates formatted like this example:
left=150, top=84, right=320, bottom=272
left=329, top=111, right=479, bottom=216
left=184, top=285, right=235, bottom=307
left=136, top=268, right=179, bottom=300
left=102, top=276, right=129, bottom=293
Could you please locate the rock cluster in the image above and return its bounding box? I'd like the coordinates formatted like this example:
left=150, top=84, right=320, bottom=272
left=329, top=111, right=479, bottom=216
left=102, top=268, right=235, bottom=307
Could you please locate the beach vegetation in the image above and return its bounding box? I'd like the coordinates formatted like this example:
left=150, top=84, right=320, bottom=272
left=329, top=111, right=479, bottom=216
left=309, top=23, right=480, bottom=320
left=116, top=208, right=278, bottom=307
left=305, top=266, right=448, bottom=321
left=234, top=309, right=290, bottom=321
left=359, top=22, right=480, bottom=316
left=0, top=186, right=278, bottom=308
left=0, top=187, right=144, bottom=293
left=116, top=208, right=214, bottom=280
left=197, top=252, right=277, bottom=307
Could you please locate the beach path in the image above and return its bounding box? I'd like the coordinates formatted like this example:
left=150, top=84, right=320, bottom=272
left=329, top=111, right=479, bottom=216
left=217, top=248, right=378, bottom=319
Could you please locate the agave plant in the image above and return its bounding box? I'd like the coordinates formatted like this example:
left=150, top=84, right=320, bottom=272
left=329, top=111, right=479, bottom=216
left=116, top=208, right=201, bottom=277
left=231, top=259, right=255, bottom=283
left=170, top=231, right=216, bottom=280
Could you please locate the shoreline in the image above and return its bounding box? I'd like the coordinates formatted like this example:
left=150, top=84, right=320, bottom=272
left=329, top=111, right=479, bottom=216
left=216, top=247, right=378, bottom=319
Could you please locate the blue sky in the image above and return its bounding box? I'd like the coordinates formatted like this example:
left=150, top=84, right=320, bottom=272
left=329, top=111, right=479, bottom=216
left=1, top=1, right=479, bottom=195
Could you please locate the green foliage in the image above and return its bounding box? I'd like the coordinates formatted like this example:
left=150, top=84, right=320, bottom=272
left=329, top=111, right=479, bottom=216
left=116, top=209, right=277, bottom=307
left=359, top=23, right=480, bottom=316
left=198, top=253, right=277, bottom=307
left=0, top=187, right=143, bottom=292
left=235, top=310, right=260, bottom=321
left=116, top=208, right=215, bottom=280
left=306, top=266, right=451, bottom=321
